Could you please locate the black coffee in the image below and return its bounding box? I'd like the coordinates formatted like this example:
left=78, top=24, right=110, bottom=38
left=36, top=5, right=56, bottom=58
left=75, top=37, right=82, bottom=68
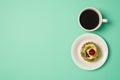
left=79, top=9, right=99, bottom=30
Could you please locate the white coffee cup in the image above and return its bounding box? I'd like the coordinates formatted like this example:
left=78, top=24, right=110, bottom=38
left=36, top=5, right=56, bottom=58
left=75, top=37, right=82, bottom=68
left=78, top=7, right=108, bottom=31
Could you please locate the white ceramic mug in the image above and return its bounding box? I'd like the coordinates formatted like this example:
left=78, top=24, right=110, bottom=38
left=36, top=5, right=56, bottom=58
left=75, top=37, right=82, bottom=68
left=78, top=7, right=108, bottom=31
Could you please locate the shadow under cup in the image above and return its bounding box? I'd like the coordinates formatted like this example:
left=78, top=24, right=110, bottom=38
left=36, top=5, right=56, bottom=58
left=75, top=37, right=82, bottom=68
left=79, top=8, right=107, bottom=31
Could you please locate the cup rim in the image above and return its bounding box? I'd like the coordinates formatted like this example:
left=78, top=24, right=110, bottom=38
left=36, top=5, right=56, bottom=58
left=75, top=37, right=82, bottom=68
left=78, top=7, right=103, bottom=31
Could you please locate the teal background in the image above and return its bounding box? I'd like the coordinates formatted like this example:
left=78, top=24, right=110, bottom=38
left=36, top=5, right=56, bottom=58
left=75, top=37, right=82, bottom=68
left=0, top=0, right=119, bottom=80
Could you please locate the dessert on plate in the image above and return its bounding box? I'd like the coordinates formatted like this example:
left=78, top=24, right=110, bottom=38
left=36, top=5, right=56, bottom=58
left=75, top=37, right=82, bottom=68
left=80, top=42, right=100, bottom=62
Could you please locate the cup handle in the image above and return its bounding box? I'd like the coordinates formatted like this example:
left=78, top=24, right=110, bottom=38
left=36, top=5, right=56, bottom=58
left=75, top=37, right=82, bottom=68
left=102, top=19, right=108, bottom=23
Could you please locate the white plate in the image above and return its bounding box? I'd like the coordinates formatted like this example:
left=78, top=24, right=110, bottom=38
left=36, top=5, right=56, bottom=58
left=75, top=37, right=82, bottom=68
left=71, top=33, right=108, bottom=70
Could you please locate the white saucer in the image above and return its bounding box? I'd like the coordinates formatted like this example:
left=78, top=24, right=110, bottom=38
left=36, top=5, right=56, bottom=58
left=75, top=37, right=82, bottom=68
left=71, top=33, right=108, bottom=70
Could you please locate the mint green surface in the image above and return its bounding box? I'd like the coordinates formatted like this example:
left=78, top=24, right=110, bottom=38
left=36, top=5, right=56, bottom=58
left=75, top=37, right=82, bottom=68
left=0, top=0, right=119, bottom=80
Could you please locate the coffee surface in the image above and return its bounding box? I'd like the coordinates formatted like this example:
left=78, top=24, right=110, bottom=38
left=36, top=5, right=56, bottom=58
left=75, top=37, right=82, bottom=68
left=80, top=9, right=99, bottom=30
